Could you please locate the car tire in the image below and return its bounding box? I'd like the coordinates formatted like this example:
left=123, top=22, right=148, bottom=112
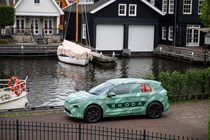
left=84, top=105, right=102, bottom=123
left=146, top=102, right=163, bottom=119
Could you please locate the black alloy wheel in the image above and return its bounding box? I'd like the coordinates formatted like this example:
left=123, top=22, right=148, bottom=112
left=84, top=105, right=102, bottom=123
left=146, top=102, right=163, bottom=119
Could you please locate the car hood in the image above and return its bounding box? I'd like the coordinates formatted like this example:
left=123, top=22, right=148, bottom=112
left=65, top=91, right=96, bottom=103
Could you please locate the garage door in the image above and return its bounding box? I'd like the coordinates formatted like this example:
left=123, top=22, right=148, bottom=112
left=128, top=25, right=154, bottom=52
left=96, top=25, right=124, bottom=51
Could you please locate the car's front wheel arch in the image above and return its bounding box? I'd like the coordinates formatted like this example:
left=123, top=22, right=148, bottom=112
left=146, top=101, right=163, bottom=119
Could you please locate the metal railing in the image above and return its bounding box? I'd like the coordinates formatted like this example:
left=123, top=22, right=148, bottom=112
left=154, top=45, right=210, bottom=62
left=1, top=27, right=61, bottom=36
left=0, top=120, right=202, bottom=140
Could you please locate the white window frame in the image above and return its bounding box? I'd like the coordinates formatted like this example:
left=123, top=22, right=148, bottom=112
left=150, top=0, right=155, bottom=6
left=16, top=16, right=25, bottom=34
left=79, top=0, right=94, bottom=4
left=34, top=0, right=40, bottom=4
left=183, top=0, right=192, bottom=14
left=168, top=0, right=174, bottom=14
left=162, top=26, right=167, bottom=40
left=129, top=4, right=137, bottom=16
left=82, top=24, right=86, bottom=39
left=118, top=4, right=126, bottom=16
left=162, top=0, right=168, bottom=14
left=198, top=0, right=203, bottom=15
left=168, top=26, right=173, bottom=41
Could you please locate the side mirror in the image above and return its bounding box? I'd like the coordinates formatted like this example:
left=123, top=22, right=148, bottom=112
left=107, top=92, right=116, bottom=97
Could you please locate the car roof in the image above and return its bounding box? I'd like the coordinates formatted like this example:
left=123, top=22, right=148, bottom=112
left=106, top=78, right=154, bottom=85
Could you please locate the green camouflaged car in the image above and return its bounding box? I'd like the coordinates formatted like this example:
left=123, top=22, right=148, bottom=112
left=64, top=78, right=169, bottom=123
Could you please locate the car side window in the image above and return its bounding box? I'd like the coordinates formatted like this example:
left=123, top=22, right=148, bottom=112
left=131, top=84, right=141, bottom=94
left=140, top=83, right=152, bottom=92
left=110, top=84, right=130, bottom=95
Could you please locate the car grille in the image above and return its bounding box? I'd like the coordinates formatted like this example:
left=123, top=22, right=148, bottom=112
left=65, top=108, right=71, bottom=115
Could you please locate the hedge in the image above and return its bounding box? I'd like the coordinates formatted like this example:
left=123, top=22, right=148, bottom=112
left=144, top=67, right=210, bottom=102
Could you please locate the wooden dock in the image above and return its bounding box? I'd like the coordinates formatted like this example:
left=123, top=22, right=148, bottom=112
left=153, top=45, right=210, bottom=64
left=91, top=51, right=117, bottom=66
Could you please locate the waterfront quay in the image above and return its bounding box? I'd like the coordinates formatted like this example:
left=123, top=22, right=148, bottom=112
left=0, top=43, right=209, bottom=65
left=154, top=45, right=210, bottom=64
left=0, top=43, right=116, bottom=66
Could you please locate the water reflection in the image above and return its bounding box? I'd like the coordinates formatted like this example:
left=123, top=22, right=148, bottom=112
left=0, top=56, right=202, bottom=107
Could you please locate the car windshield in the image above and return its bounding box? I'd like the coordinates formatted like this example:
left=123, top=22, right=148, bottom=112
left=89, top=82, right=115, bottom=95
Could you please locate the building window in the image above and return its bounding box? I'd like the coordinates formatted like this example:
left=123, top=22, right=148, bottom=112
left=162, top=26, right=167, bottom=40
left=198, top=0, right=203, bottom=15
left=150, top=0, right=155, bottom=6
left=34, top=0, right=40, bottom=4
left=118, top=4, right=126, bottom=16
left=82, top=24, right=86, bottom=39
left=183, top=0, right=192, bottom=14
left=162, top=0, right=168, bottom=14
left=129, top=4, right=137, bottom=16
left=168, top=26, right=173, bottom=41
left=169, top=0, right=174, bottom=14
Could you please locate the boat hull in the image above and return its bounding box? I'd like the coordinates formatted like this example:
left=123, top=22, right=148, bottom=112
left=0, top=92, right=28, bottom=110
left=58, top=55, right=90, bottom=66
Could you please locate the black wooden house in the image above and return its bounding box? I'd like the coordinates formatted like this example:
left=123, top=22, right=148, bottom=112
left=63, top=0, right=164, bottom=55
left=150, top=0, right=205, bottom=47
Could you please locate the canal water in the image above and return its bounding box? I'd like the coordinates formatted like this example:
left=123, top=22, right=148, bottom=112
left=0, top=56, right=202, bottom=107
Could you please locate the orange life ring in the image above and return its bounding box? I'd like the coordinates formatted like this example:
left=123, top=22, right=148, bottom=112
left=14, top=80, right=24, bottom=96
left=8, top=77, right=24, bottom=96
left=8, top=76, right=19, bottom=91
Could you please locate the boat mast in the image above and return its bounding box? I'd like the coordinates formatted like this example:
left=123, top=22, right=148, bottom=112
left=76, top=0, right=79, bottom=43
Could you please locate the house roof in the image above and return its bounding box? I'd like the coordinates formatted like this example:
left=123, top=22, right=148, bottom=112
left=63, top=0, right=165, bottom=16
left=14, top=0, right=64, bottom=15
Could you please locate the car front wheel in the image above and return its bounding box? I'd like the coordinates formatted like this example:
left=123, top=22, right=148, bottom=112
left=146, top=102, right=163, bottom=119
left=84, top=105, right=102, bottom=123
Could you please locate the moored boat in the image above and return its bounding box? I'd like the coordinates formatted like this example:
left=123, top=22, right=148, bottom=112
left=57, top=39, right=92, bottom=66
left=0, top=76, right=29, bottom=110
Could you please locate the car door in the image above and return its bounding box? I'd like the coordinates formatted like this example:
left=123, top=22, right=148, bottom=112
left=104, top=83, right=142, bottom=116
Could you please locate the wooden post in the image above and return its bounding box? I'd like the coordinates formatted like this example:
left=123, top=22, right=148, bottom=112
left=76, top=0, right=78, bottom=43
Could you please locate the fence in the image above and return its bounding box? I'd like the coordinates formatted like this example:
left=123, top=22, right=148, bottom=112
left=0, top=120, right=202, bottom=140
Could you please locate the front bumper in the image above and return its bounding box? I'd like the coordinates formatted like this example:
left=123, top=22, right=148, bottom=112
left=64, top=103, right=83, bottom=119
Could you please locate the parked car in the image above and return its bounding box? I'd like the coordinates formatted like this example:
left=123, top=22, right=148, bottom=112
left=64, top=78, right=169, bottom=123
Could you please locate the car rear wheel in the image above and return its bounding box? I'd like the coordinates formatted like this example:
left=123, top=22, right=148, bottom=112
left=84, top=105, right=102, bottom=123
left=146, top=102, right=163, bottom=119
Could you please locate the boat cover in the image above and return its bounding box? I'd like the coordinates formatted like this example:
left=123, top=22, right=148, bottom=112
left=57, top=39, right=92, bottom=59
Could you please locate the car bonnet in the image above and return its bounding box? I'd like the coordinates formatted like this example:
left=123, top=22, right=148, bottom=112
left=66, top=91, right=95, bottom=102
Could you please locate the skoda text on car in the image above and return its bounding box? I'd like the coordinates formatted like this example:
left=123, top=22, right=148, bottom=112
left=64, top=78, right=169, bottom=123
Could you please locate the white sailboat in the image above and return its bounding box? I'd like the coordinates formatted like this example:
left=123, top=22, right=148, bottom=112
left=0, top=76, right=28, bottom=110
left=57, top=0, right=92, bottom=66
left=57, top=39, right=92, bottom=66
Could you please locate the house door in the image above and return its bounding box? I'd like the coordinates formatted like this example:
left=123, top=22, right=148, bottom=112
left=96, top=24, right=124, bottom=51
left=44, top=18, right=53, bottom=35
left=186, top=25, right=200, bottom=46
left=30, top=18, right=39, bottom=35
left=16, top=16, right=25, bottom=34
left=128, top=25, right=154, bottom=52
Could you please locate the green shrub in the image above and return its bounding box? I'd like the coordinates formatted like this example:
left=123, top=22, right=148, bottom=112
left=0, top=39, right=9, bottom=44
left=156, top=67, right=210, bottom=101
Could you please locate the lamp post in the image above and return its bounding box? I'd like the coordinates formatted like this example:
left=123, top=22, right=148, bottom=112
left=204, top=31, right=210, bottom=67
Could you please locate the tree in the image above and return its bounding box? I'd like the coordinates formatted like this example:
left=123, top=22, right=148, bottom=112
left=200, top=0, right=210, bottom=27
left=0, top=5, right=15, bottom=38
